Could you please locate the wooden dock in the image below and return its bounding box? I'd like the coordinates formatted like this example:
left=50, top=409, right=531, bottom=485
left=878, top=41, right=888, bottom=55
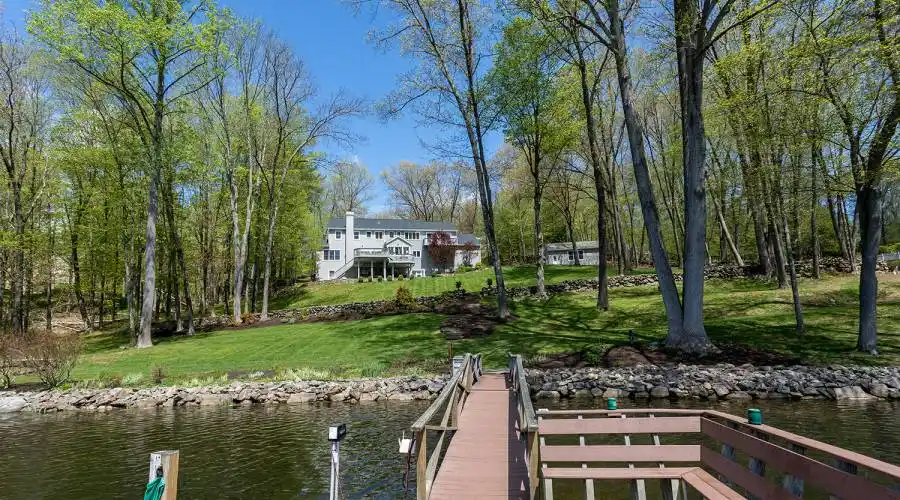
left=429, top=372, right=528, bottom=498
left=409, top=353, right=900, bottom=499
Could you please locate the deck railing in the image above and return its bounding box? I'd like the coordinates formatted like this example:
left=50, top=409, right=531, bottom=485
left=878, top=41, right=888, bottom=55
left=509, top=353, right=540, bottom=498
left=410, top=353, right=482, bottom=499
left=536, top=407, right=900, bottom=500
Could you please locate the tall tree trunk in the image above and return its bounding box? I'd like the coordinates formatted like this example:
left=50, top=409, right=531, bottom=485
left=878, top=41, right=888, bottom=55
left=810, top=144, right=821, bottom=279
left=573, top=38, right=609, bottom=309
left=68, top=212, right=91, bottom=331
left=674, top=0, right=711, bottom=351
left=857, top=0, right=898, bottom=353
left=714, top=196, right=744, bottom=265
left=607, top=6, right=683, bottom=336
left=45, top=204, right=53, bottom=332
left=457, top=0, right=507, bottom=319
left=137, top=77, right=165, bottom=348
left=260, top=201, right=278, bottom=320
left=533, top=180, right=547, bottom=299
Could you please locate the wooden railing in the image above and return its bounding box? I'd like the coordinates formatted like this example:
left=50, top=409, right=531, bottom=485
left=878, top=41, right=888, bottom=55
left=509, top=353, right=540, bottom=498
left=536, top=408, right=900, bottom=500
left=410, top=353, right=482, bottom=499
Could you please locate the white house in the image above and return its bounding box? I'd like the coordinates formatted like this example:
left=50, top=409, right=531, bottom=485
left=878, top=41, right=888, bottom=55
left=544, top=240, right=602, bottom=265
left=317, top=212, right=481, bottom=280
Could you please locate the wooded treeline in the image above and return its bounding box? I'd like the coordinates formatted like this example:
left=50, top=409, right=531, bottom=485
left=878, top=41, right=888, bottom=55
left=361, top=0, right=898, bottom=354
left=0, top=1, right=360, bottom=346
left=0, top=0, right=896, bottom=355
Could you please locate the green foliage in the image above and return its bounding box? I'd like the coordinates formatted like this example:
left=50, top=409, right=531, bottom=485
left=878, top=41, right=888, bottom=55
left=455, top=280, right=463, bottom=290
left=65, top=275, right=900, bottom=385
left=395, top=286, right=416, bottom=309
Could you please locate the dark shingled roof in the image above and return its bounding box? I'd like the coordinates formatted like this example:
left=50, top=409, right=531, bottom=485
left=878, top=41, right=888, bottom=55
left=456, top=233, right=480, bottom=246
left=327, top=217, right=456, bottom=231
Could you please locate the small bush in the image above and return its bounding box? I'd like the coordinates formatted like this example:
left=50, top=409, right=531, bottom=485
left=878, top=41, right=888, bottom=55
left=387, top=276, right=393, bottom=282
left=368, top=276, right=373, bottom=283
left=240, top=312, right=256, bottom=325
left=151, top=366, right=167, bottom=385
left=395, top=286, right=416, bottom=309
left=0, top=336, right=18, bottom=388
left=377, top=277, right=383, bottom=282
left=358, top=277, right=364, bottom=283
left=455, top=281, right=463, bottom=291
left=486, top=278, right=493, bottom=288
left=456, top=265, right=473, bottom=273
left=474, top=262, right=486, bottom=270
left=20, top=331, right=81, bottom=389
left=398, top=275, right=404, bottom=281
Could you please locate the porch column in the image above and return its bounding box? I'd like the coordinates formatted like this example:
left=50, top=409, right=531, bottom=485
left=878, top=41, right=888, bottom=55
left=391, top=264, right=395, bottom=278
left=383, top=261, right=386, bottom=279
left=370, top=260, right=373, bottom=278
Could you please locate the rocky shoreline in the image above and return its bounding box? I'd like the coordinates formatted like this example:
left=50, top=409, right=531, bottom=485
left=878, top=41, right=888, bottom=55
left=2, top=364, right=899, bottom=414
left=527, top=364, right=900, bottom=401
left=0, top=375, right=448, bottom=414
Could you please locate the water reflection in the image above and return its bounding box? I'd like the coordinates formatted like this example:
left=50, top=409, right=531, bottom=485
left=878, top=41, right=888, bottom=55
left=0, top=398, right=897, bottom=499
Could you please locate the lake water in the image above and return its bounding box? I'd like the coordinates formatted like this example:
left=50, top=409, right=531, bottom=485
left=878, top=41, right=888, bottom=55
left=2, top=398, right=899, bottom=499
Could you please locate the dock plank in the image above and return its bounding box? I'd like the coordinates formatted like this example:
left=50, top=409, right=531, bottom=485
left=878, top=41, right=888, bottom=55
left=429, top=373, right=529, bottom=499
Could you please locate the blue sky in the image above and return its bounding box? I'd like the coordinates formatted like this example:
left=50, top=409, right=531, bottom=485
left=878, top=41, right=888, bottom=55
left=2, top=0, right=500, bottom=212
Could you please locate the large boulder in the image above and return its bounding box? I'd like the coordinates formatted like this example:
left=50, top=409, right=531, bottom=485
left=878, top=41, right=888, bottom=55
left=0, top=396, right=27, bottom=413
left=832, top=386, right=875, bottom=400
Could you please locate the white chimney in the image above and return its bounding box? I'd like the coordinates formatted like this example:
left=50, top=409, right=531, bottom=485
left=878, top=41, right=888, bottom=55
left=345, top=211, right=355, bottom=263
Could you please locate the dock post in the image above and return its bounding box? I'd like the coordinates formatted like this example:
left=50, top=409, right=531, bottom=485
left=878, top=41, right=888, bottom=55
left=148, top=450, right=179, bottom=500
left=746, top=410, right=766, bottom=500
left=527, top=430, right=539, bottom=499
left=416, top=429, right=427, bottom=500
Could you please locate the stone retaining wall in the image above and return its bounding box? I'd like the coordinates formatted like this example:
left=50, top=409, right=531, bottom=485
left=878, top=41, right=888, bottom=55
left=528, top=365, right=900, bottom=401
left=3, top=363, right=899, bottom=413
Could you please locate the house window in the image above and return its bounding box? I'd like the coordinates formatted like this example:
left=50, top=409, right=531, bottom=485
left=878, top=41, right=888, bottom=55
left=325, top=249, right=341, bottom=261
left=413, top=250, right=421, bottom=257
left=366, top=231, right=372, bottom=238
left=329, top=270, right=335, bottom=278
left=404, top=247, right=410, bottom=255
left=567, top=251, right=574, bottom=261
left=335, top=230, right=342, bottom=239
left=405, top=231, right=420, bottom=240
left=375, top=231, right=383, bottom=239
left=578, top=250, right=584, bottom=259
left=389, top=231, right=394, bottom=238
left=354, top=231, right=359, bottom=240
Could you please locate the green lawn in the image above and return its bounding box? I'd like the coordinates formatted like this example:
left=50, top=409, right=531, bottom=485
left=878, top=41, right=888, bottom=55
left=69, top=274, right=900, bottom=386
left=272, top=265, right=619, bottom=309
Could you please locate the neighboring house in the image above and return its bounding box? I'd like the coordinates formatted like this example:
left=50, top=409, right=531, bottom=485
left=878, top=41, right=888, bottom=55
left=317, top=212, right=481, bottom=280
left=544, top=241, right=601, bottom=265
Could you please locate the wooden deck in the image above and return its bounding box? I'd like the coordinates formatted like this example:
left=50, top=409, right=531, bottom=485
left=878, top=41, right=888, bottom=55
left=410, top=354, right=900, bottom=499
left=429, top=372, right=529, bottom=499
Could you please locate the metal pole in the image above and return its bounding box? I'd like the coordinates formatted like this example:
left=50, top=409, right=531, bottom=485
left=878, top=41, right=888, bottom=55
left=330, top=440, right=340, bottom=500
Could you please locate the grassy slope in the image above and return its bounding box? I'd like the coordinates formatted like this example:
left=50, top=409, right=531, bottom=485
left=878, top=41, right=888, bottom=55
left=71, top=273, right=900, bottom=384
left=272, top=265, right=614, bottom=309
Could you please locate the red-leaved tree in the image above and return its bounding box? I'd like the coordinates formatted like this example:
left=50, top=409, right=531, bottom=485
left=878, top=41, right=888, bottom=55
left=427, top=231, right=455, bottom=271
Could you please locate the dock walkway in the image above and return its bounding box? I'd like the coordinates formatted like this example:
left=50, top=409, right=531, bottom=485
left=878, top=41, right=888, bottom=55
left=429, top=372, right=528, bottom=499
